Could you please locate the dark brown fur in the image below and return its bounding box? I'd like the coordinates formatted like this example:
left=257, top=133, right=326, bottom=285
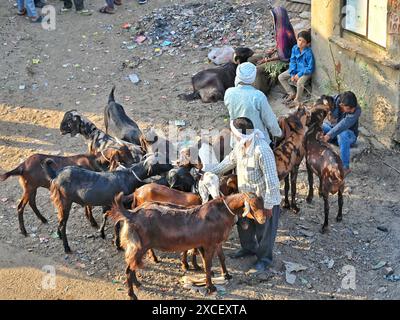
left=107, top=192, right=271, bottom=299
left=274, top=106, right=309, bottom=213
left=305, top=104, right=345, bottom=233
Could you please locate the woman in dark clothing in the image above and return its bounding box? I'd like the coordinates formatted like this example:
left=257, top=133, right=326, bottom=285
left=249, top=7, right=297, bottom=95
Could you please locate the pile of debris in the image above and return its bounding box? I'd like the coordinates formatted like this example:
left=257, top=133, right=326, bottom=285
left=128, top=0, right=275, bottom=52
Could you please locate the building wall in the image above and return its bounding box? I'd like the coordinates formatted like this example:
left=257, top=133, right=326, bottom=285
left=311, top=0, right=400, bottom=147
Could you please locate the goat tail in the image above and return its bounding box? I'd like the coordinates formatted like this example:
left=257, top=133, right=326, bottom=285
left=0, top=164, right=24, bottom=181
left=108, top=192, right=130, bottom=223
left=108, top=85, right=116, bottom=103
left=41, top=158, right=57, bottom=181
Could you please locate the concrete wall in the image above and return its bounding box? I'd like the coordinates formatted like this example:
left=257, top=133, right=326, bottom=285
left=311, top=0, right=400, bottom=148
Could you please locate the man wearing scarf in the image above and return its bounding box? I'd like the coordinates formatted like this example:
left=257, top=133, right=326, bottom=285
left=209, top=117, right=281, bottom=274
left=224, top=62, right=282, bottom=150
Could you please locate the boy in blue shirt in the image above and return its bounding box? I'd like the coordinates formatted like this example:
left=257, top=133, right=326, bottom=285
left=321, top=91, right=361, bottom=176
left=278, top=30, right=315, bottom=107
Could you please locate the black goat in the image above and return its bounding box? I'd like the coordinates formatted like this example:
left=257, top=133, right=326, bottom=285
left=104, top=86, right=146, bottom=149
left=42, top=155, right=173, bottom=253
left=60, top=110, right=144, bottom=162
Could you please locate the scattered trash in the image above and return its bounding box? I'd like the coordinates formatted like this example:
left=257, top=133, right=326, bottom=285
left=384, top=267, right=394, bottom=276
left=39, top=236, right=49, bottom=243
left=174, top=120, right=186, bottom=127
left=135, top=35, right=147, bottom=44
left=1, top=198, right=8, bottom=203
left=161, top=40, right=172, bottom=47
left=19, top=84, right=25, bottom=90
left=32, top=59, right=40, bottom=64
left=128, top=73, right=140, bottom=84
left=345, top=251, right=353, bottom=260
left=299, top=229, right=315, bottom=238
left=122, top=23, right=132, bottom=30
left=377, top=226, right=388, bottom=232
left=372, top=261, right=387, bottom=270
left=76, top=262, right=86, bottom=269
left=384, top=274, right=400, bottom=282
left=208, top=46, right=234, bottom=65
left=86, top=270, right=95, bottom=276
left=377, top=287, right=387, bottom=294
left=51, top=232, right=59, bottom=239
left=283, top=261, right=308, bottom=285
left=320, top=257, right=335, bottom=269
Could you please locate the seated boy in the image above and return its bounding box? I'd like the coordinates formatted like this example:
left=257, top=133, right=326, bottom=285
left=278, top=30, right=315, bottom=107
left=321, top=91, right=362, bottom=176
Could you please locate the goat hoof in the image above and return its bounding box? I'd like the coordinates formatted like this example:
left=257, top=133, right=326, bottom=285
left=336, top=216, right=343, bottom=222
left=99, top=231, right=106, bottom=239
left=128, top=292, right=138, bottom=300
left=181, top=264, right=190, bottom=272
left=91, top=222, right=99, bottom=229
left=282, top=202, right=290, bottom=210
left=21, top=230, right=28, bottom=237
left=320, top=227, right=328, bottom=234
left=41, top=218, right=48, bottom=224
left=306, top=197, right=313, bottom=204
left=291, top=206, right=300, bottom=214
left=206, top=285, right=217, bottom=294
left=193, top=264, right=202, bottom=271
left=64, top=247, right=72, bottom=254
left=223, top=273, right=233, bottom=280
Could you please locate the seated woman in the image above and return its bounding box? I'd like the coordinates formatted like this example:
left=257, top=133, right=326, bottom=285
left=248, top=7, right=297, bottom=96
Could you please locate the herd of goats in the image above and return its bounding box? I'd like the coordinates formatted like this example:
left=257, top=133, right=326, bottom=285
left=0, top=83, right=347, bottom=299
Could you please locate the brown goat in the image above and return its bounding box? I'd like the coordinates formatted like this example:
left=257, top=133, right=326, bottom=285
left=107, top=192, right=271, bottom=299
left=127, top=175, right=238, bottom=271
left=0, top=148, right=128, bottom=236
left=274, top=106, right=309, bottom=213
left=305, top=103, right=345, bottom=233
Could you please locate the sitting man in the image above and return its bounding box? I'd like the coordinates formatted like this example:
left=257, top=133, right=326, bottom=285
left=321, top=91, right=362, bottom=176
left=209, top=117, right=281, bottom=274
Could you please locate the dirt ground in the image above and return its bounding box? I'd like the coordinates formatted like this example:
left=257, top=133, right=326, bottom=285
left=1, top=0, right=400, bottom=300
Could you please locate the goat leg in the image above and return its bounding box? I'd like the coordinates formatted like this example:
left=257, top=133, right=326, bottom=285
left=181, top=251, right=190, bottom=271
left=113, top=221, right=123, bottom=251
left=58, top=203, right=72, bottom=253
left=17, top=196, right=29, bottom=236
left=147, top=249, right=159, bottom=263
left=321, top=193, right=329, bottom=234
left=191, top=249, right=202, bottom=271
left=290, top=166, right=300, bottom=213
left=336, top=187, right=344, bottom=222
left=282, top=175, right=291, bottom=209
left=306, top=162, right=314, bottom=204
left=203, top=246, right=217, bottom=294
left=29, top=190, right=48, bottom=224
left=216, top=245, right=232, bottom=280
left=125, top=266, right=138, bottom=300
left=99, top=206, right=110, bottom=239
left=84, top=206, right=98, bottom=228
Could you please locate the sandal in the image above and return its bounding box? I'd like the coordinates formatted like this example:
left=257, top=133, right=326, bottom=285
left=99, top=6, right=115, bottom=14
left=114, top=0, right=122, bottom=5
left=17, top=8, right=27, bottom=16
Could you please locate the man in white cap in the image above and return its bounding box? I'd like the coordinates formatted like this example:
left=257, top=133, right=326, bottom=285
left=224, top=62, right=282, bottom=148
left=209, top=117, right=281, bottom=274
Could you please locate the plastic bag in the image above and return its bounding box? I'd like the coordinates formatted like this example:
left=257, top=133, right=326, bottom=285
left=208, top=46, right=235, bottom=65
